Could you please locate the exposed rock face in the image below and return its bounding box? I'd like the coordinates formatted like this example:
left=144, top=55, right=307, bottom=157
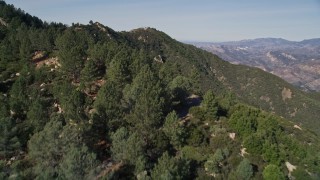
left=282, top=87, right=292, bottom=101
left=154, top=55, right=164, bottom=63
left=191, top=38, right=320, bottom=91
left=0, top=17, right=8, bottom=26
left=294, top=124, right=302, bottom=130
left=240, top=148, right=248, bottom=157
left=229, top=133, right=236, bottom=140
left=285, top=161, right=296, bottom=177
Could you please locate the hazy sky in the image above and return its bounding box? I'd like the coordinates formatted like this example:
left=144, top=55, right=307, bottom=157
left=6, top=0, right=320, bottom=42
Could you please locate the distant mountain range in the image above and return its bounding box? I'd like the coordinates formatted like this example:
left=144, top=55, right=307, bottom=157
left=191, top=38, right=320, bottom=91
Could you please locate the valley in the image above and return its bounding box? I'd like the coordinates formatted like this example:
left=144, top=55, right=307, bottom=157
left=192, top=38, right=320, bottom=91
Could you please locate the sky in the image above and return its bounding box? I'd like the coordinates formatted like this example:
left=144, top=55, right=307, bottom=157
left=5, top=0, right=320, bottom=42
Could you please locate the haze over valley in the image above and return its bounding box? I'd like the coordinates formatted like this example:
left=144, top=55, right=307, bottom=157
left=191, top=38, right=320, bottom=91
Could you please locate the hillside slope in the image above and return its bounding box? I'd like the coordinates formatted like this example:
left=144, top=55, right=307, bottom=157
left=122, top=30, right=320, bottom=134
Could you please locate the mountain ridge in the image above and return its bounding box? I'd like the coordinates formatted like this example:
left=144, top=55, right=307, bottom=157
left=189, top=37, right=320, bottom=45
left=0, top=1, right=319, bottom=134
left=191, top=38, right=320, bottom=91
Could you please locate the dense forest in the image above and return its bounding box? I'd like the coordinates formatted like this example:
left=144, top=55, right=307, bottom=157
left=0, top=2, right=320, bottom=179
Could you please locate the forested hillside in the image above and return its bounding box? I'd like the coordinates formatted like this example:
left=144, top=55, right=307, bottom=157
left=0, top=2, right=319, bottom=179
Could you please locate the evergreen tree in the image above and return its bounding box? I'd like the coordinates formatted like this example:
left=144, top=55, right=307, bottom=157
left=168, top=76, right=192, bottom=104
left=0, top=39, right=17, bottom=77
left=129, top=49, right=149, bottom=78
left=26, top=97, right=48, bottom=133
left=262, top=141, right=281, bottom=165
left=94, top=79, right=124, bottom=131
left=262, top=164, right=285, bottom=180
left=163, top=111, right=185, bottom=148
left=56, top=29, right=90, bottom=81
left=190, top=66, right=201, bottom=94
left=64, top=88, right=86, bottom=122
left=202, top=90, right=219, bottom=120
left=53, top=81, right=86, bottom=123
left=80, top=59, right=100, bottom=84
left=292, top=167, right=312, bottom=180
left=16, top=25, right=32, bottom=61
left=0, top=117, right=20, bottom=159
left=86, top=112, right=108, bottom=153
left=243, top=133, right=263, bottom=154
left=59, top=144, right=97, bottom=180
left=257, top=114, right=281, bottom=135
left=88, top=42, right=109, bottom=65
left=29, top=114, right=89, bottom=179
left=9, top=76, right=29, bottom=119
left=217, top=92, right=237, bottom=112
left=124, top=65, right=165, bottom=139
left=106, top=49, right=131, bottom=87
left=159, top=61, right=181, bottom=85
left=111, top=127, right=146, bottom=174
left=151, top=152, right=189, bottom=180
left=38, top=29, right=55, bottom=51
left=236, top=159, right=253, bottom=180
left=204, top=149, right=225, bottom=175
left=28, top=116, right=65, bottom=178
left=228, top=105, right=259, bottom=137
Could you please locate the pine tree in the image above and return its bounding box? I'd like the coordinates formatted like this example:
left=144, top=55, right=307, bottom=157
left=53, top=81, right=86, bottom=123
left=159, top=61, right=181, bottom=85
left=28, top=114, right=89, bottom=179
left=0, top=117, right=20, bottom=159
left=28, top=116, right=64, bottom=178
left=151, top=152, right=189, bottom=180
left=129, top=49, right=149, bottom=78
left=16, top=25, right=32, bottom=61
left=236, top=159, right=253, bottom=180
left=59, top=144, right=97, bottom=180
left=55, top=29, right=89, bottom=81
left=202, top=90, right=219, bottom=120
left=228, top=105, right=259, bottom=137
left=94, top=79, right=124, bottom=131
left=168, top=76, right=192, bottom=104
left=124, top=65, right=165, bottom=139
left=80, top=59, right=100, bottom=84
left=106, top=49, right=131, bottom=87
left=0, top=39, right=17, bottom=76
left=204, top=149, right=225, bottom=175
left=64, top=88, right=86, bottom=122
left=26, top=97, right=48, bottom=133
left=9, top=76, right=29, bottom=119
left=262, top=141, right=281, bottom=165
left=190, top=66, right=201, bottom=94
left=163, top=111, right=185, bottom=148
left=262, top=164, right=285, bottom=180
left=111, top=127, right=146, bottom=174
left=88, top=42, right=109, bottom=64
